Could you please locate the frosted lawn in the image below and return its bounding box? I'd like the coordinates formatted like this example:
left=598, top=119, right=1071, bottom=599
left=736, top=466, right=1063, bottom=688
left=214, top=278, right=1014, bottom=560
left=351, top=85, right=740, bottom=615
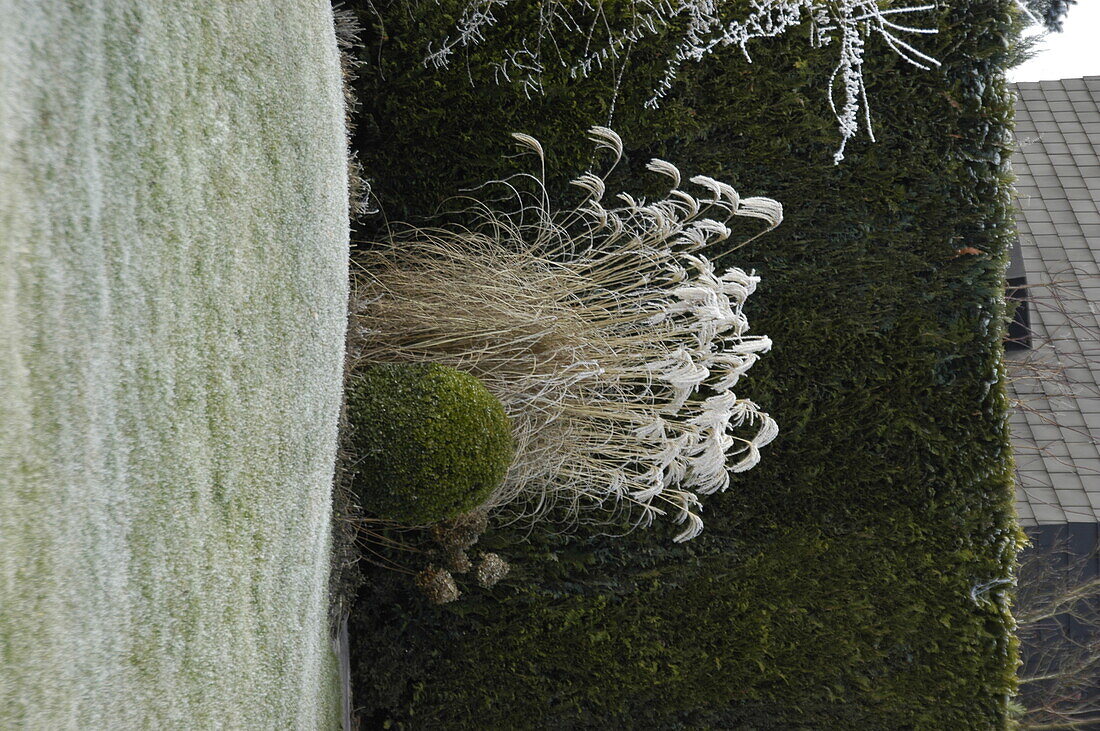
left=1, top=2, right=348, bottom=726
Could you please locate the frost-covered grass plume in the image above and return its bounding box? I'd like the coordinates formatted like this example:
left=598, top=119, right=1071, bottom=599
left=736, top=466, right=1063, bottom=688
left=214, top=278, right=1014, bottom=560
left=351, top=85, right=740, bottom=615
left=351, top=127, right=780, bottom=541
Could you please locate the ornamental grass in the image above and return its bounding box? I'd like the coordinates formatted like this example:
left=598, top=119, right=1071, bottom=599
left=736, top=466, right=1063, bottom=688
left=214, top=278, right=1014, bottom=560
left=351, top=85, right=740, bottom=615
left=350, top=127, right=781, bottom=540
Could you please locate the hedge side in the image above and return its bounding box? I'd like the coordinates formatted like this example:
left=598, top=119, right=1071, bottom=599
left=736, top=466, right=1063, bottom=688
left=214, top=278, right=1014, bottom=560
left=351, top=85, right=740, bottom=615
left=347, top=0, right=1022, bottom=726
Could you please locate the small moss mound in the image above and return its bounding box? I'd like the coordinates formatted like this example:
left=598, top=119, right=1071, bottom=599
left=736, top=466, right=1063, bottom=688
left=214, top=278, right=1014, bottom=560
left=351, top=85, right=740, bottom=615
left=345, top=363, right=513, bottom=524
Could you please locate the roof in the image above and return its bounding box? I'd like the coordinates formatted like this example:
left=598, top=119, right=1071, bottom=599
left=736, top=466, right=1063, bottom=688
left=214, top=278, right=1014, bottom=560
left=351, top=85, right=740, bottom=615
left=1009, top=76, right=1100, bottom=525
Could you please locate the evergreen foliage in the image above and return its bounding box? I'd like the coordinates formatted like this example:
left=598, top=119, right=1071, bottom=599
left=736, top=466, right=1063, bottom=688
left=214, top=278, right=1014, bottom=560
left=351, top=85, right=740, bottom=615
left=346, top=363, right=514, bottom=524
left=346, top=0, right=1023, bottom=725
left=1022, top=0, right=1076, bottom=32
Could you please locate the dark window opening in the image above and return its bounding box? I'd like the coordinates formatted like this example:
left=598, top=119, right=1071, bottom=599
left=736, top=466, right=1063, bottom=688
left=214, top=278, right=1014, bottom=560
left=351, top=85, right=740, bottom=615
left=1006, top=275, right=1032, bottom=351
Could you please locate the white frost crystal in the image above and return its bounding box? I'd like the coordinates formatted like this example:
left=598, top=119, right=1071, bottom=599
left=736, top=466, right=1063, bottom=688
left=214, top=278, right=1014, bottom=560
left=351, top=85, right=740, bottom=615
left=0, top=2, right=348, bottom=727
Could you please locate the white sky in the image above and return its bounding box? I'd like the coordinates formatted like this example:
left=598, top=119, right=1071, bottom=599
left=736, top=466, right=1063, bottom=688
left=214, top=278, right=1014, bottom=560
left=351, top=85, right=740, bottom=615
left=1010, top=2, right=1100, bottom=82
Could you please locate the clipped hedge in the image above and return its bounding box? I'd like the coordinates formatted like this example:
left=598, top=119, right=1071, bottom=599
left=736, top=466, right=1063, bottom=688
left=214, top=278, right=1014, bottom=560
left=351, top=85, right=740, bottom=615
left=347, top=0, right=1023, bottom=726
left=346, top=363, right=513, bottom=524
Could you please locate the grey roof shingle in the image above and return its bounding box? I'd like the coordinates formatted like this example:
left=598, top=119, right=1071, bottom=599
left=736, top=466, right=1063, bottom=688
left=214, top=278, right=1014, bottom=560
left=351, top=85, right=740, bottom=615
left=1009, top=76, right=1100, bottom=525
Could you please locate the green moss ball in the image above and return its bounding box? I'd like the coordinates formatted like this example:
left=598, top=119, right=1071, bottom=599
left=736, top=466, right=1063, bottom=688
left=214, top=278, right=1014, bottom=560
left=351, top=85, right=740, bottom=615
left=345, top=363, right=514, bottom=524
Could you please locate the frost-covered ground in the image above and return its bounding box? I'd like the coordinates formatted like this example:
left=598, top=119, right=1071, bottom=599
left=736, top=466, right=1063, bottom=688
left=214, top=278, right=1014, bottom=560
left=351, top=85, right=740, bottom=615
left=0, top=2, right=348, bottom=726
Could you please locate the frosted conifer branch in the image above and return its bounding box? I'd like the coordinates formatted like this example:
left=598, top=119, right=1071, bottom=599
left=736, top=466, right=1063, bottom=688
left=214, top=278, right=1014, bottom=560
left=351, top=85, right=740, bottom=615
left=424, top=0, right=939, bottom=163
